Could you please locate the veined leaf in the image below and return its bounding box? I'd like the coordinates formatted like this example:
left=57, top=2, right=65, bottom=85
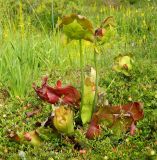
left=99, top=26, right=116, bottom=44
left=100, top=16, right=115, bottom=28
left=63, top=20, right=87, bottom=40
left=113, top=54, right=134, bottom=76
left=81, top=84, right=95, bottom=124
left=53, top=106, right=74, bottom=134
left=81, top=68, right=96, bottom=124
left=33, top=76, right=81, bottom=107
left=24, top=131, right=41, bottom=146
left=8, top=130, right=42, bottom=146
left=59, top=14, right=94, bottom=42
left=86, top=102, right=144, bottom=139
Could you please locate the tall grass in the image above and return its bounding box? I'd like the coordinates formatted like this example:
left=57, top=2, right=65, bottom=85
left=0, top=0, right=157, bottom=98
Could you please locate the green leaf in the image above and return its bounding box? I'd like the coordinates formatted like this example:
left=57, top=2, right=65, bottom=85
left=63, top=20, right=87, bottom=40
left=76, top=15, right=94, bottom=33
left=111, top=117, right=132, bottom=137
left=53, top=106, right=74, bottom=134
left=100, top=26, right=116, bottom=44
left=94, top=16, right=116, bottom=45
left=36, top=127, right=58, bottom=141
left=8, top=130, right=42, bottom=146
left=59, top=14, right=94, bottom=42
left=23, top=131, right=42, bottom=146
left=81, top=84, right=95, bottom=124
left=113, top=54, right=134, bottom=76
left=81, top=68, right=96, bottom=124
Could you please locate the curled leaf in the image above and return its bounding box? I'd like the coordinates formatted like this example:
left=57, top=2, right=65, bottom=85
left=23, top=131, right=41, bottom=146
left=8, top=130, right=41, bottom=146
left=53, top=106, right=74, bottom=134
left=100, top=16, right=115, bottom=28
left=86, top=102, right=144, bottom=139
left=96, top=26, right=116, bottom=45
left=86, top=114, right=101, bottom=139
left=33, top=76, right=81, bottom=107
left=95, top=16, right=116, bottom=44
left=113, top=54, right=134, bottom=76
left=58, top=14, right=94, bottom=42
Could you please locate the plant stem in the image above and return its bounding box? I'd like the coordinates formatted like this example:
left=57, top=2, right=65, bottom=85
left=93, top=48, right=98, bottom=112
left=79, top=40, right=84, bottom=114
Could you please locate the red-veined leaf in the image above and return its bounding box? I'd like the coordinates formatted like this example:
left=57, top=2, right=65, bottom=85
left=33, top=77, right=81, bottom=107
left=86, top=102, right=144, bottom=139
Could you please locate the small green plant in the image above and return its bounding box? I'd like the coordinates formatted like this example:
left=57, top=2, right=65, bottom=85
left=113, top=54, right=134, bottom=76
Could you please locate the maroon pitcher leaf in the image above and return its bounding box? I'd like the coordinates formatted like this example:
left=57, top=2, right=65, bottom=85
left=130, top=121, right=136, bottom=135
left=86, top=114, right=101, bottom=139
left=33, top=77, right=81, bottom=107
left=86, top=102, right=144, bottom=139
left=110, top=102, right=144, bottom=121
left=86, top=123, right=101, bottom=140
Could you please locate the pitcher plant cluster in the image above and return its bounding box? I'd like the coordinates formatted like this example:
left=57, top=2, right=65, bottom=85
left=8, top=14, right=144, bottom=145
